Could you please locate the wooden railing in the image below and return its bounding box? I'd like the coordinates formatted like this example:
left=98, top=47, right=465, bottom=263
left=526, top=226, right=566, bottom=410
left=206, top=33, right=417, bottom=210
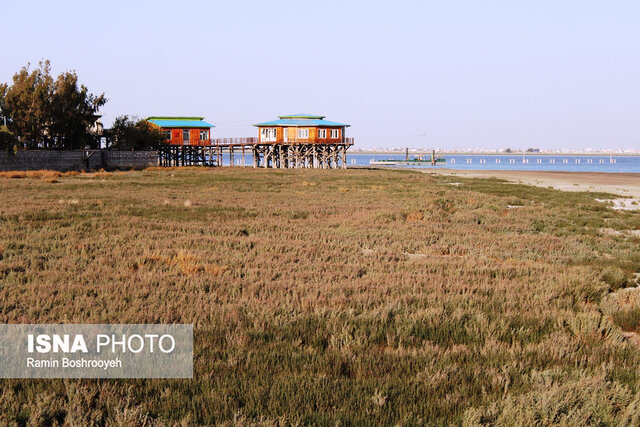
left=208, top=137, right=354, bottom=147
left=213, top=137, right=258, bottom=146
left=162, top=137, right=355, bottom=148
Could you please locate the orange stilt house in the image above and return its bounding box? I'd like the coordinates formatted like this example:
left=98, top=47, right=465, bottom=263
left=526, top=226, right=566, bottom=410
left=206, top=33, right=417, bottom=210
left=252, top=114, right=353, bottom=168
left=254, top=113, right=349, bottom=144
left=146, top=116, right=215, bottom=146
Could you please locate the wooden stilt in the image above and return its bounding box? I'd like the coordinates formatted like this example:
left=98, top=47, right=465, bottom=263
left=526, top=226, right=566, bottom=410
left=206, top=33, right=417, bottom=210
left=157, top=139, right=352, bottom=170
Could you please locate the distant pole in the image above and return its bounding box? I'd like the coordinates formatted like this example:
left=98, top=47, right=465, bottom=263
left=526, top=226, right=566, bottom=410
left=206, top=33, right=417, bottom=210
left=405, top=147, right=409, bottom=161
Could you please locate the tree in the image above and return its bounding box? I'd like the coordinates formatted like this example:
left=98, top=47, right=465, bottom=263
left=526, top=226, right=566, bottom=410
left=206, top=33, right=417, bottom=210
left=107, top=116, right=165, bottom=150
left=0, top=126, right=18, bottom=154
left=2, top=61, right=53, bottom=148
left=1, top=60, right=106, bottom=149
left=49, top=71, right=107, bottom=149
left=0, top=82, right=7, bottom=123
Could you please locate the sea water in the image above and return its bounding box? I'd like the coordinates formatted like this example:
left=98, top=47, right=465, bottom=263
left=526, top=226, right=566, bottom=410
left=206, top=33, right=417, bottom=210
left=219, top=153, right=640, bottom=173
left=354, top=154, right=640, bottom=173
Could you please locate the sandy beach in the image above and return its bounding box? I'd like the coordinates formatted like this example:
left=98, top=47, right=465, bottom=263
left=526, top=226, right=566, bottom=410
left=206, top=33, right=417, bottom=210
left=424, top=169, right=640, bottom=208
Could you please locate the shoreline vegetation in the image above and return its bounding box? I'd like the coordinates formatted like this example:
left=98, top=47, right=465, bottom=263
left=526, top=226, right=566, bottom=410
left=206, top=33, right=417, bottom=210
left=1, top=167, right=640, bottom=424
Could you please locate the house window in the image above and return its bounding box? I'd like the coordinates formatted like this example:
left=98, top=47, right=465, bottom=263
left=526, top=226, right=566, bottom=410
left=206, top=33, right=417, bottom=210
left=260, top=128, right=277, bottom=142
left=330, top=129, right=340, bottom=139
left=297, top=128, right=309, bottom=139
left=183, top=129, right=190, bottom=145
left=318, top=129, right=327, bottom=139
left=199, top=130, right=209, bottom=141
left=162, top=130, right=171, bottom=140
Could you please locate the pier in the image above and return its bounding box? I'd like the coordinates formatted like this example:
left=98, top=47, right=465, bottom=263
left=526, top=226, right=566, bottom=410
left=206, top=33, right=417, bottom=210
left=157, top=137, right=354, bottom=169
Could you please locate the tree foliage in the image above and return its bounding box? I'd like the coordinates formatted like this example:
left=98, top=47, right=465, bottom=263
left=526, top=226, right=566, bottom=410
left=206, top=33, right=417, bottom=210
left=0, top=82, right=7, bottom=119
left=0, top=126, right=18, bottom=154
left=0, top=60, right=106, bottom=149
left=49, top=70, right=107, bottom=149
left=107, top=115, right=165, bottom=150
left=2, top=61, right=53, bottom=148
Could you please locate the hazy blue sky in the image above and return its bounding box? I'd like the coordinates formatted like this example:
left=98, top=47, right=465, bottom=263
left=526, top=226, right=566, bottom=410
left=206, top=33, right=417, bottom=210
left=2, top=0, right=639, bottom=150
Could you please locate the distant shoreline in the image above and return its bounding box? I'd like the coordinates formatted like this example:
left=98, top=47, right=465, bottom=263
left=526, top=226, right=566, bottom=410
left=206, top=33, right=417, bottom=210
left=421, top=168, right=640, bottom=199
left=349, top=150, right=640, bottom=156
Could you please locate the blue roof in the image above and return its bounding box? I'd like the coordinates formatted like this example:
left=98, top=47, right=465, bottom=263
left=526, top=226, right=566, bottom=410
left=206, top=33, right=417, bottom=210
left=254, top=114, right=349, bottom=127
left=147, top=117, right=214, bottom=128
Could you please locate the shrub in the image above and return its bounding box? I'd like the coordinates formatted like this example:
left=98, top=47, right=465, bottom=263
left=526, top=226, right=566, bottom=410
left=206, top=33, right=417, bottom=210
left=612, top=309, right=640, bottom=333
left=463, top=374, right=638, bottom=426
left=602, top=267, right=630, bottom=292
left=0, top=126, right=18, bottom=154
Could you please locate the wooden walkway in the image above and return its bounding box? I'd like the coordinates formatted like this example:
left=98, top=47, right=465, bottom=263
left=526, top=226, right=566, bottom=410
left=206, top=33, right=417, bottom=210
left=158, top=138, right=354, bottom=169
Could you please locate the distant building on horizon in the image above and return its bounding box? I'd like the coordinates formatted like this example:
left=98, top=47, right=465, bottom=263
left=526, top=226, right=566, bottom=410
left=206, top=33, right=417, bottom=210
left=253, top=114, right=350, bottom=144
left=146, top=116, right=214, bottom=146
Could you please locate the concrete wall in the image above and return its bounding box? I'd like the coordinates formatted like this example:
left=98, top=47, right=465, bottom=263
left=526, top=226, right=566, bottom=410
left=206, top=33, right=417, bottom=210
left=0, top=150, right=158, bottom=171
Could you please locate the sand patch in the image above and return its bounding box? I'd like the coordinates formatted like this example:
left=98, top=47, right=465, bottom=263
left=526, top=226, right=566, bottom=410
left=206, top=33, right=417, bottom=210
left=404, top=252, right=427, bottom=261
left=599, top=228, right=640, bottom=237
left=595, top=198, right=640, bottom=211
left=425, top=169, right=640, bottom=199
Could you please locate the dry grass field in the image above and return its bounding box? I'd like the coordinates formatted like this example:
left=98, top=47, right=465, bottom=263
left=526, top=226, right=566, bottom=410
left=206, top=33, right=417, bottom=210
left=1, top=167, right=640, bottom=425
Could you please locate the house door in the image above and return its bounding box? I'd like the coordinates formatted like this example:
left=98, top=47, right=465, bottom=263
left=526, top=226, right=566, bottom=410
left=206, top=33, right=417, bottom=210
left=283, top=127, right=288, bottom=143
left=183, top=129, right=190, bottom=145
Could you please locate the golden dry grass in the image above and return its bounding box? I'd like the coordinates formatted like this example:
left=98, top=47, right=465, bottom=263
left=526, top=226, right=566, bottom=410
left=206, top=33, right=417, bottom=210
left=0, top=169, right=112, bottom=180
left=0, top=168, right=639, bottom=425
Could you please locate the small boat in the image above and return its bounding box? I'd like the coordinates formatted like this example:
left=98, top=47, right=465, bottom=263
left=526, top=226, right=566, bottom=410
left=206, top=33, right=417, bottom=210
left=370, top=149, right=445, bottom=166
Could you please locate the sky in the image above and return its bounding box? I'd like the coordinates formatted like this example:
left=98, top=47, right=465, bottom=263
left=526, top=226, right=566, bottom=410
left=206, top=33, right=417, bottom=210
left=2, top=0, right=639, bottom=151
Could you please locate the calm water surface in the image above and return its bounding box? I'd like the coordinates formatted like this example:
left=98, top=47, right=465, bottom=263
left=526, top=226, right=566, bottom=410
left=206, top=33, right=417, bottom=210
left=353, top=154, right=640, bottom=173
left=220, top=152, right=640, bottom=173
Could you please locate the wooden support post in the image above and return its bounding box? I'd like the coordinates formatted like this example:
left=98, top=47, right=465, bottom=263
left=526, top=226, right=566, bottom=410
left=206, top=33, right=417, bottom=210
left=278, top=146, right=283, bottom=168
left=342, top=145, right=347, bottom=169
left=312, top=145, right=317, bottom=168
left=242, top=146, right=245, bottom=167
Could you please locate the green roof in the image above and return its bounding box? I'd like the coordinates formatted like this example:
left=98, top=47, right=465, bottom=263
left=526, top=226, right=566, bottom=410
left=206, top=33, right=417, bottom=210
left=255, top=113, right=349, bottom=127
left=147, top=116, right=205, bottom=121
left=147, top=117, right=214, bottom=128
left=278, top=114, right=325, bottom=120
